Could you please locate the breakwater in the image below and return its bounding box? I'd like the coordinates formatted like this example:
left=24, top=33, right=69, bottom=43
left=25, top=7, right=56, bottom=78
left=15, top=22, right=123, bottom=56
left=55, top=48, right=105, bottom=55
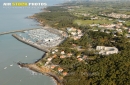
left=0, top=28, right=40, bottom=35
left=12, top=34, right=50, bottom=52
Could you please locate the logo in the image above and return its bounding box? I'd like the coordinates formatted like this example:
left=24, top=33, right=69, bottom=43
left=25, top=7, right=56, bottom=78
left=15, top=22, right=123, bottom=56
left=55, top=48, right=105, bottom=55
left=3, top=2, right=47, bottom=8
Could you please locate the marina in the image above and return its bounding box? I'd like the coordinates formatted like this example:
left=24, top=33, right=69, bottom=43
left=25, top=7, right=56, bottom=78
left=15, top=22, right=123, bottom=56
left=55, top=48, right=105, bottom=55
left=25, top=28, right=65, bottom=48
left=12, top=27, right=66, bottom=53
left=12, top=34, right=50, bottom=52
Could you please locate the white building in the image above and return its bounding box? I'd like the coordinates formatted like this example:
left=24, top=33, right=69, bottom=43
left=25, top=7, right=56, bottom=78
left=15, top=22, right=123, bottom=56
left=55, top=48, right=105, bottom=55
left=126, top=34, right=130, bottom=38
left=96, top=46, right=118, bottom=55
left=61, top=51, right=65, bottom=55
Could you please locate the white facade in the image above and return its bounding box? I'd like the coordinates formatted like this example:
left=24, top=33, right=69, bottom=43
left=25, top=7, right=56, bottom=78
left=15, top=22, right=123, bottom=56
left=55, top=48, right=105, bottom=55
left=96, top=46, right=118, bottom=55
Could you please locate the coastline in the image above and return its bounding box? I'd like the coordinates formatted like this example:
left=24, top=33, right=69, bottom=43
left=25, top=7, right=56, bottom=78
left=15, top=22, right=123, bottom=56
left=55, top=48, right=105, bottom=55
left=17, top=17, right=64, bottom=85
left=13, top=31, right=64, bottom=85
left=17, top=53, right=63, bottom=85
left=12, top=21, right=66, bottom=85
left=15, top=3, right=68, bottom=85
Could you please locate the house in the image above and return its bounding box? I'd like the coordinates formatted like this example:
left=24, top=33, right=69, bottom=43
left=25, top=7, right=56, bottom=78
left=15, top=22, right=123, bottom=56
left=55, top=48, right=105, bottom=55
left=71, top=28, right=77, bottom=31
left=91, top=17, right=98, bottom=20
left=55, top=49, right=58, bottom=52
left=50, top=65, right=56, bottom=69
left=77, top=55, right=81, bottom=58
left=47, top=57, right=53, bottom=61
left=78, top=33, right=83, bottom=37
left=67, top=28, right=72, bottom=32
left=118, top=20, right=125, bottom=23
left=52, top=51, right=55, bottom=54
left=67, top=53, right=72, bottom=57
left=123, top=27, right=128, bottom=30
left=62, top=72, right=68, bottom=76
left=73, top=36, right=79, bottom=40
left=52, top=54, right=57, bottom=58
left=67, top=27, right=76, bottom=32
left=82, top=55, right=88, bottom=60
left=90, top=24, right=99, bottom=27
left=58, top=67, right=63, bottom=72
left=77, top=29, right=82, bottom=34
left=100, top=29, right=105, bottom=32
left=93, top=29, right=98, bottom=32
left=116, top=29, right=122, bottom=33
left=78, top=58, right=83, bottom=61
left=61, top=51, right=65, bottom=55
left=128, top=29, right=130, bottom=33
left=105, top=31, right=110, bottom=34
left=98, top=24, right=116, bottom=28
left=72, top=44, right=77, bottom=47
left=60, top=55, right=66, bottom=59
left=71, top=32, right=77, bottom=36
left=126, top=34, right=130, bottom=38
left=117, top=22, right=123, bottom=26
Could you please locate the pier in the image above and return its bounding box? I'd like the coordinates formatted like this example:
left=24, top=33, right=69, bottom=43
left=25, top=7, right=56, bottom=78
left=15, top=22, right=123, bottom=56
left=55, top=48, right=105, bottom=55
left=0, top=28, right=40, bottom=35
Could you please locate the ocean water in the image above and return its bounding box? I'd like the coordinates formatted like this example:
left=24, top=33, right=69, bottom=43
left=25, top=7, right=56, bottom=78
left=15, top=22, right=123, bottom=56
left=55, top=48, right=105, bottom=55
left=0, top=0, right=64, bottom=85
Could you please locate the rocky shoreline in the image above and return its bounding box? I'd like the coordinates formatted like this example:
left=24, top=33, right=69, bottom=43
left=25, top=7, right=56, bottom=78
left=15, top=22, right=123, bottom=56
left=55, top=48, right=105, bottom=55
left=17, top=56, right=63, bottom=85
left=13, top=32, right=64, bottom=85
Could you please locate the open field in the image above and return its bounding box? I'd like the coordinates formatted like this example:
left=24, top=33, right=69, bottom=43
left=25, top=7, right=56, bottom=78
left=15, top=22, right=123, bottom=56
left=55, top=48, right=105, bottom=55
left=74, top=19, right=114, bottom=26
left=124, top=21, right=130, bottom=27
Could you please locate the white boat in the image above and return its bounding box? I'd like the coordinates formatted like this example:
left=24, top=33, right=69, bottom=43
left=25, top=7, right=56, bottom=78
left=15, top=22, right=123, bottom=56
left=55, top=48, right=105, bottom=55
left=18, top=65, right=22, bottom=68
left=4, top=67, right=7, bottom=69
left=10, top=64, right=13, bottom=66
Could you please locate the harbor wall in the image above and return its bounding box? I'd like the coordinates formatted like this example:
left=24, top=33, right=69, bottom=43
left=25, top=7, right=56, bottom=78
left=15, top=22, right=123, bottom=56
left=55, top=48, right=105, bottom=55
left=12, top=34, right=50, bottom=52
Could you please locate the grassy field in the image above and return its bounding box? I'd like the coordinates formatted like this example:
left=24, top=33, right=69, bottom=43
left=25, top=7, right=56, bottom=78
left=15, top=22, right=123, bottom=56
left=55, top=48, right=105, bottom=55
left=115, top=10, right=130, bottom=15
left=125, top=11, right=130, bottom=15
left=124, top=21, right=130, bottom=27
left=70, top=6, right=93, bottom=13
left=69, top=6, right=96, bottom=17
left=74, top=19, right=114, bottom=26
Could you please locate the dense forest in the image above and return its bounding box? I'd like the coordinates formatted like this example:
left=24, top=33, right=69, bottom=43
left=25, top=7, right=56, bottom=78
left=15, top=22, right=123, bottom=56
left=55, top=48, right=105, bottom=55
left=35, top=7, right=79, bottom=28
left=54, top=34, right=130, bottom=85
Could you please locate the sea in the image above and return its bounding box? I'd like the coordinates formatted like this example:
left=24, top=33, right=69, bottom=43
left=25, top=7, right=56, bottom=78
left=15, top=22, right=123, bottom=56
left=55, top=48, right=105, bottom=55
left=0, top=0, right=65, bottom=85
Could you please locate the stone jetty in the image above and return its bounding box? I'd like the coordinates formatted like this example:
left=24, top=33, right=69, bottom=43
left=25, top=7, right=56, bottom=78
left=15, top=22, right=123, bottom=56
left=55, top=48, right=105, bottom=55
left=12, top=34, right=50, bottom=52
